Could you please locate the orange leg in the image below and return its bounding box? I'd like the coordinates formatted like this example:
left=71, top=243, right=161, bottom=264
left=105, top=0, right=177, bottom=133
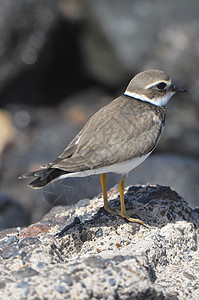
left=100, top=173, right=149, bottom=227
left=118, top=175, right=149, bottom=226
left=100, top=173, right=119, bottom=215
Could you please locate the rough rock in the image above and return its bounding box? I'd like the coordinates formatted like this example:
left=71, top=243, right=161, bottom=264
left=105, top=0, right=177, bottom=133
left=0, top=185, right=198, bottom=299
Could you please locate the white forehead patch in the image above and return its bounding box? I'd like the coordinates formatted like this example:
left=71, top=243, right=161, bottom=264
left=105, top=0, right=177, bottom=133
left=124, top=91, right=175, bottom=106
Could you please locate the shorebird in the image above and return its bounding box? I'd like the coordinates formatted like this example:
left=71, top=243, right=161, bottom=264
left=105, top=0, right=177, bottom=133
left=19, top=70, right=186, bottom=225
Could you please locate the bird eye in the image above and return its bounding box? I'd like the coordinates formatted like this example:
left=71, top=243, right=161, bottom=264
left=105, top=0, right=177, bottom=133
left=156, top=82, right=167, bottom=90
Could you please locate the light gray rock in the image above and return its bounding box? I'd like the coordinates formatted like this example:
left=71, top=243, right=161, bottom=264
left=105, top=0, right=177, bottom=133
left=0, top=185, right=198, bottom=299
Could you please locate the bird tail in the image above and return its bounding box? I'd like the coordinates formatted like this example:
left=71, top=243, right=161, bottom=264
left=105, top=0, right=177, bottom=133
left=18, top=168, right=68, bottom=189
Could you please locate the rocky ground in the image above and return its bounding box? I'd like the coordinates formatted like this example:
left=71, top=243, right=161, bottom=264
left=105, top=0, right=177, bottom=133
left=0, top=185, right=198, bottom=299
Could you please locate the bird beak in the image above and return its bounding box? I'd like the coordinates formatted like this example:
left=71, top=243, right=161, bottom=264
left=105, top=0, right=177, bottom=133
left=171, top=85, right=187, bottom=93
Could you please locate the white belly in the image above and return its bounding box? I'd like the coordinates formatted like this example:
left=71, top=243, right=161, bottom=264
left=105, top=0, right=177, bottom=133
left=57, top=151, right=152, bottom=181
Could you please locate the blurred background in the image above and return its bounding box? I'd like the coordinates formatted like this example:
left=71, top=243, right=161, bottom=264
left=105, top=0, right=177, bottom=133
left=0, top=0, right=199, bottom=230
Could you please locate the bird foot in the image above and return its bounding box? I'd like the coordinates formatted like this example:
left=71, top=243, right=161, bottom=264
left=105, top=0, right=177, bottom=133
left=103, top=203, right=121, bottom=215
left=104, top=204, right=149, bottom=228
left=122, top=211, right=150, bottom=228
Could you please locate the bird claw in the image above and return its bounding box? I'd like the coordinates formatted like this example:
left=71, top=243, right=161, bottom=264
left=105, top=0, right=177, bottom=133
left=103, top=203, right=121, bottom=215
left=122, top=213, right=150, bottom=228
left=104, top=204, right=149, bottom=227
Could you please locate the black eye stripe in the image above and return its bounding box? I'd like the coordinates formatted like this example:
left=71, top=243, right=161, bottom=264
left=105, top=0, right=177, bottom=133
left=156, top=82, right=167, bottom=90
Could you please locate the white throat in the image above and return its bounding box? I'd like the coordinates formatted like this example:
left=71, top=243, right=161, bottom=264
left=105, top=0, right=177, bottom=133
left=124, top=91, right=175, bottom=106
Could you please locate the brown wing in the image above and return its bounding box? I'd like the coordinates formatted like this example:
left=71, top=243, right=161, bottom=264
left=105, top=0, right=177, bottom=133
left=51, top=96, right=165, bottom=172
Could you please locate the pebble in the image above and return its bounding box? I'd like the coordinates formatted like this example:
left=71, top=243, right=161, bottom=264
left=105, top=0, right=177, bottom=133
left=109, top=278, right=116, bottom=286
left=0, top=281, right=6, bottom=289
left=95, top=228, right=103, bottom=237
left=63, top=276, right=73, bottom=286
left=18, top=237, right=40, bottom=248
left=16, top=281, right=30, bottom=289
left=2, top=244, right=18, bottom=259
left=12, top=267, right=39, bottom=279
left=22, top=224, right=50, bottom=238
left=5, top=235, right=18, bottom=246
left=54, top=285, right=69, bottom=294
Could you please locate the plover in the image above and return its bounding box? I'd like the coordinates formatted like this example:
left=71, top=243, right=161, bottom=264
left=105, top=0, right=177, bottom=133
left=19, top=70, right=186, bottom=225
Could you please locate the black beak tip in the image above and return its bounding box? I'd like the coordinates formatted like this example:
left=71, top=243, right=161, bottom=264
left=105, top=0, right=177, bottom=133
left=174, top=86, right=187, bottom=93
